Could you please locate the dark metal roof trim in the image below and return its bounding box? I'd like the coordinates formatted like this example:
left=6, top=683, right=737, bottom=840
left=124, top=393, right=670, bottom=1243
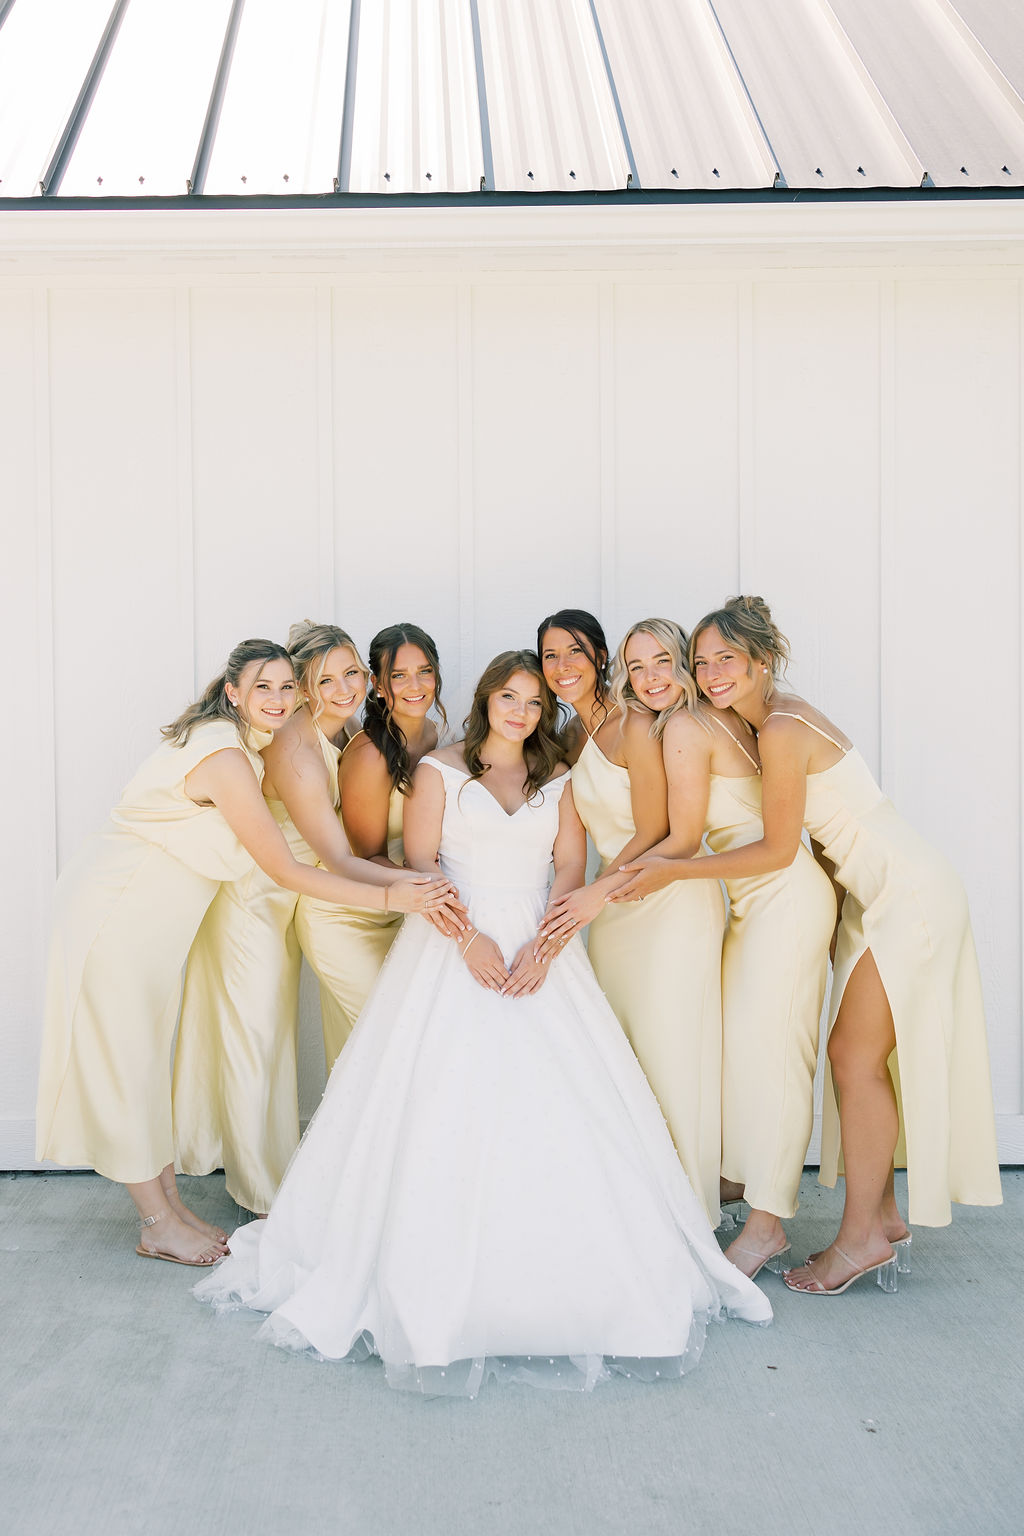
left=3, top=185, right=1024, bottom=213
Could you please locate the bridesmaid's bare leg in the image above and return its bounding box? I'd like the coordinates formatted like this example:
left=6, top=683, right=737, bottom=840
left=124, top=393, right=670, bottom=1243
left=786, top=951, right=897, bottom=1292
left=725, top=1207, right=789, bottom=1277
left=159, top=1166, right=229, bottom=1244
left=127, top=1170, right=227, bottom=1265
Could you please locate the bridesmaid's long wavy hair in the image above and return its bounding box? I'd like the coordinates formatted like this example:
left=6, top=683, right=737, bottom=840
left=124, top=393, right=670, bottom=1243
left=162, top=638, right=293, bottom=747
left=364, top=623, right=447, bottom=796
left=462, top=651, right=565, bottom=804
left=287, top=620, right=368, bottom=726
left=609, top=618, right=699, bottom=740
left=536, top=608, right=611, bottom=725
left=689, top=596, right=790, bottom=704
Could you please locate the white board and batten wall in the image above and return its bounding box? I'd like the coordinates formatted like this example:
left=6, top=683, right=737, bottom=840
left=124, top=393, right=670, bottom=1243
left=0, top=203, right=1021, bottom=1171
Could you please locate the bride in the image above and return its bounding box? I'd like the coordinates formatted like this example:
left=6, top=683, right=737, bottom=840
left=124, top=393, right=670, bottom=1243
left=195, top=650, right=771, bottom=1394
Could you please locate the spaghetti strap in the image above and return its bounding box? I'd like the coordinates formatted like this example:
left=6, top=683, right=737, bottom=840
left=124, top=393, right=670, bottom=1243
left=762, top=712, right=847, bottom=753
left=709, top=714, right=760, bottom=774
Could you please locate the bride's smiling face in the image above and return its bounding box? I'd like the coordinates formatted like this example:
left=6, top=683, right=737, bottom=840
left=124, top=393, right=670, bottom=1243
left=487, top=670, right=545, bottom=742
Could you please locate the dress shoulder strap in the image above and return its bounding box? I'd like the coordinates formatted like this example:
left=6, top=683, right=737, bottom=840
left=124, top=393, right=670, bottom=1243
left=709, top=714, right=760, bottom=773
left=761, top=712, right=846, bottom=752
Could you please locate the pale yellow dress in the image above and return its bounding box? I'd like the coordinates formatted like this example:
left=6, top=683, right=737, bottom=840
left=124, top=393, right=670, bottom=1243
left=295, top=761, right=404, bottom=1070
left=171, top=726, right=341, bottom=1212
left=571, top=733, right=725, bottom=1223
left=35, top=720, right=269, bottom=1185
left=705, top=717, right=836, bottom=1219
left=772, top=712, right=1002, bottom=1227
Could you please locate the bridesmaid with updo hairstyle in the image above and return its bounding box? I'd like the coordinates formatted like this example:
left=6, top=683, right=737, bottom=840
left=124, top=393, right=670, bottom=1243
left=604, top=617, right=836, bottom=1279
left=297, top=622, right=449, bottom=1067
left=616, top=596, right=1002, bottom=1294
left=537, top=611, right=725, bottom=1223
left=173, top=621, right=371, bottom=1215
left=36, top=639, right=458, bottom=1265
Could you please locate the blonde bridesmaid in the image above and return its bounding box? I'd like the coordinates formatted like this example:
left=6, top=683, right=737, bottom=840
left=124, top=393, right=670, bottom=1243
left=606, top=620, right=836, bottom=1279
left=172, top=623, right=369, bottom=1214
left=617, top=597, right=1002, bottom=1295
left=35, top=639, right=461, bottom=1265
left=536, top=611, right=725, bottom=1223
left=296, top=623, right=449, bottom=1067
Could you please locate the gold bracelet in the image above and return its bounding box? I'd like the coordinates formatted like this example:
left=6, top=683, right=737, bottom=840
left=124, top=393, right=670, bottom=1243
left=383, top=885, right=390, bottom=915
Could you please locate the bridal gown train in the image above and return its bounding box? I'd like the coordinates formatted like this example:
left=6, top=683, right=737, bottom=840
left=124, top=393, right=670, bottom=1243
left=195, top=758, right=771, bottom=1395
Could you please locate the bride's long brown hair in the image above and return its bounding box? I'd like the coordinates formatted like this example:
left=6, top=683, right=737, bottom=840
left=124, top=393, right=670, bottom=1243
left=462, top=651, right=565, bottom=804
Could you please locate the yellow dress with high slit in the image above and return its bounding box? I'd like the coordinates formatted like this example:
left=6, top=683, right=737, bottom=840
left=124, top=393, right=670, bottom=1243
left=571, top=733, right=724, bottom=1223
left=171, top=726, right=340, bottom=1212
left=773, top=712, right=1002, bottom=1227
left=705, top=719, right=835, bottom=1218
left=295, top=764, right=404, bottom=1071
left=35, top=721, right=268, bottom=1185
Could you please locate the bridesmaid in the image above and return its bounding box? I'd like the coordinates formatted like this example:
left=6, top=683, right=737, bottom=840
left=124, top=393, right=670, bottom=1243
left=296, top=622, right=448, bottom=1067
left=35, top=639, right=460, bottom=1265
left=536, top=611, right=725, bottom=1223
left=616, top=597, right=1002, bottom=1294
left=606, top=619, right=836, bottom=1279
left=172, top=622, right=370, bottom=1215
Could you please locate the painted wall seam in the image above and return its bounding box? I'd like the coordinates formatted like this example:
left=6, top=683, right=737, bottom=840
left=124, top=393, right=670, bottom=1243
left=1018, top=271, right=1024, bottom=1115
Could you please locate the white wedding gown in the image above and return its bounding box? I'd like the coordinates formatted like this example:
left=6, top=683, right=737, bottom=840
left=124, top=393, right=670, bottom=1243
left=195, top=759, right=771, bottom=1394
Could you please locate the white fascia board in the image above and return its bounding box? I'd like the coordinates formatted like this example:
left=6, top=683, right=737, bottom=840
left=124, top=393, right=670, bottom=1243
left=1, top=202, right=1023, bottom=275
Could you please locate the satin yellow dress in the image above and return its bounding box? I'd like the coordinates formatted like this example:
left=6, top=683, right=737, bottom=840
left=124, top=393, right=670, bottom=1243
left=775, top=712, right=1002, bottom=1227
left=171, top=726, right=341, bottom=1212
left=35, top=721, right=268, bottom=1185
left=571, top=733, right=725, bottom=1223
left=705, top=719, right=835, bottom=1219
left=295, top=764, right=404, bottom=1071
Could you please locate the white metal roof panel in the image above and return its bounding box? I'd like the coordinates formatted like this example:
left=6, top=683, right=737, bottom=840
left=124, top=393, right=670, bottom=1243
left=950, top=0, right=1024, bottom=104
left=0, top=0, right=111, bottom=195
left=346, top=0, right=484, bottom=194
left=475, top=0, right=630, bottom=191
left=58, top=0, right=231, bottom=197
left=828, top=0, right=1024, bottom=186
left=203, top=0, right=353, bottom=194
left=590, top=0, right=777, bottom=189
left=711, top=0, right=926, bottom=189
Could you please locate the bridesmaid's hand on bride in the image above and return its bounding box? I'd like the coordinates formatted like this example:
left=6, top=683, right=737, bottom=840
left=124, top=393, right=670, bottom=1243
left=534, top=884, right=604, bottom=963
left=459, top=931, right=510, bottom=992
left=389, top=874, right=465, bottom=925
left=502, top=943, right=549, bottom=999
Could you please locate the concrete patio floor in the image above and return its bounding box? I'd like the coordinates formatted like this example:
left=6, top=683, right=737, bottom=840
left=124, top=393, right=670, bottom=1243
left=1, top=1169, right=1021, bottom=1536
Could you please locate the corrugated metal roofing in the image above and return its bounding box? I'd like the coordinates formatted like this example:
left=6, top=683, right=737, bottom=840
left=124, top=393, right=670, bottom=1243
left=1, top=0, right=1022, bottom=199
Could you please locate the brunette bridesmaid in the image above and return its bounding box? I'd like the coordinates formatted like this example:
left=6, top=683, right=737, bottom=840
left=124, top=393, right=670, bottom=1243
left=536, top=611, right=724, bottom=1223
left=296, top=623, right=449, bottom=1067
left=36, top=640, right=458, bottom=1265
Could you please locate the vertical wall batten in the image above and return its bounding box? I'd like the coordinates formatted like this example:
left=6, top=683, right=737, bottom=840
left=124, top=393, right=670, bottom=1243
left=877, top=278, right=896, bottom=793
left=173, top=287, right=197, bottom=700
left=316, top=284, right=336, bottom=618
left=456, top=281, right=476, bottom=690
left=33, top=288, right=57, bottom=887
left=598, top=282, right=617, bottom=618
left=736, top=280, right=755, bottom=592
